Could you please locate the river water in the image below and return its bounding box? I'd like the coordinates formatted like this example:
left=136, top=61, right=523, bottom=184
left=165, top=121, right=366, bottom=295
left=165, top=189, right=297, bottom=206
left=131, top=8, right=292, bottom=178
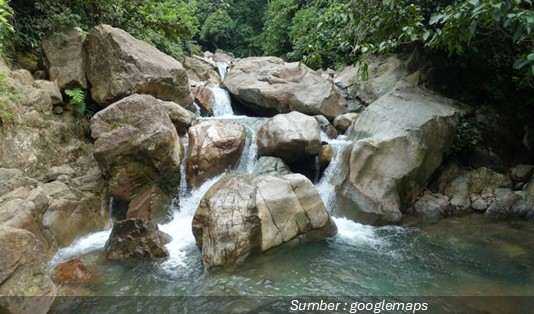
left=48, top=74, right=534, bottom=313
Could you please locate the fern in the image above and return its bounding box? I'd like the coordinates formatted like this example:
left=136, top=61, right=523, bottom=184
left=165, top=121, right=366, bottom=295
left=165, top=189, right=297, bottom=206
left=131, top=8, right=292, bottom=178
left=65, top=88, right=86, bottom=114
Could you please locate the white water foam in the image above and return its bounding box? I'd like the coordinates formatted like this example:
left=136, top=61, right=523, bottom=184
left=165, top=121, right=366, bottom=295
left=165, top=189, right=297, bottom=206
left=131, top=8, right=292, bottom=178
left=159, top=174, right=225, bottom=271
left=216, top=62, right=229, bottom=80
left=315, top=137, right=352, bottom=209
left=210, top=86, right=234, bottom=117
left=50, top=229, right=111, bottom=265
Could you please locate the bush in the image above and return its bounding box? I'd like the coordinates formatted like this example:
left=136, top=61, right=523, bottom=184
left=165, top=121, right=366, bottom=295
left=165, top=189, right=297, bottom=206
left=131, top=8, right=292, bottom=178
left=9, top=0, right=199, bottom=61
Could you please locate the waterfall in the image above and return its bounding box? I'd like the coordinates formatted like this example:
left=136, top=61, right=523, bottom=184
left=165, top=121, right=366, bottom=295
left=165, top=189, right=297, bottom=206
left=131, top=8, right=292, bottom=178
left=216, top=62, right=229, bottom=80
left=209, top=86, right=234, bottom=117
left=315, top=135, right=353, bottom=210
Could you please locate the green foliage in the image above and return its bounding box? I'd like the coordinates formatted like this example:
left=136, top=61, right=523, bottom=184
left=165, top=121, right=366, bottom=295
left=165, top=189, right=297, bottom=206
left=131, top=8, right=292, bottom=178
left=200, top=10, right=235, bottom=49
left=64, top=88, right=86, bottom=114
left=10, top=0, right=199, bottom=60
left=0, top=0, right=14, bottom=54
left=196, top=0, right=267, bottom=57
left=259, top=0, right=299, bottom=56
left=450, top=117, right=483, bottom=154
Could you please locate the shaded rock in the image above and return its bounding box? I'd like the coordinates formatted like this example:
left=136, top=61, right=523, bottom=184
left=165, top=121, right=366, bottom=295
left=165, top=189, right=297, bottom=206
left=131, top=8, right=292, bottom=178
left=253, top=156, right=291, bottom=177
left=333, top=113, right=359, bottom=133
left=85, top=24, right=193, bottom=107
left=186, top=120, right=246, bottom=188
left=42, top=27, right=87, bottom=89
left=472, top=199, right=489, bottom=211
left=483, top=188, right=534, bottom=220
left=257, top=111, right=321, bottom=163
left=192, top=173, right=337, bottom=269
left=0, top=226, right=55, bottom=314
left=183, top=56, right=220, bottom=83
left=441, top=167, right=512, bottom=211
left=35, top=80, right=63, bottom=104
left=341, top=82, right=465, bottom=223
left=314, top=115, right=338, bottom=140
left=222, top=57, right=346, bottom=119
left=510, top=164, right=534, bottom=182
left=105, top=218, right=172, bottom=259
left=91, top=94, right=181, bottom=221
left=33, top=70, right=47, bottom=80
left=157, top=99, right=196, bottom=135
left=407, top=192, right=450, bottom=217
left=51, top=258, right=97, bottom=286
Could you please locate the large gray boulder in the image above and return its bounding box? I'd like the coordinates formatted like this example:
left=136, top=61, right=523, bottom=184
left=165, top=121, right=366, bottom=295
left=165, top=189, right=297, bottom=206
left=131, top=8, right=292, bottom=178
left=186, top=120, right=246, bottom=188
left=334, top=52, right=419, bottom=106
left=91, top=94, right=182, bottom=221
left=85, top=24, right=193, bottom=107
left=0, top=226, right=55, bottom=314
left=42, top=27, right=88, bottom=89
left=222, top=57, right=346, bottom=119
left=257, top=111, right=321, bottom=163
left=192, top=173, right=337, bottom=269
left=183, top=56, right=220, bottom=83
left=340, top=82, right=466, bottom=223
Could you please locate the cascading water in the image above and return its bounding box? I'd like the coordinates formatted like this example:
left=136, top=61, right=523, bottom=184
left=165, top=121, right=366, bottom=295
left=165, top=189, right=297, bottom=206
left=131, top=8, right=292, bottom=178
left=209, top=86, right=234, bottom=117
left=49, top=69, right=534, bottom=313
left=216, top=62, right=229, bottom=80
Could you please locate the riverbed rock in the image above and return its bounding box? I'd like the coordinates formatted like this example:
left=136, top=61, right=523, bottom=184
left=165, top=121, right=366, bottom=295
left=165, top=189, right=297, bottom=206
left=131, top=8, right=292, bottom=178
left=440, top=167, right=512, bottom=211
left=483, top=188, right=534, bottom=220
left=314, top=115, right=338, bottom=140
left=51, top=258, right=97, bottom=286
left=510, top=164, right=534, bottom=182
left=85, top=24, right=193, bottom=107
left=0, top=226, right=55, bottom=314
left=183, top=56, right=220, bottom=83
left=222, top=57, right=346, bottom=119
left=333, top=113, right=359, bottom=133
left=105, top=218, right=172, bottom=259
left=42, top=27, right=87, bottom=89
left=257, top=111, right=321, bottom=164
left=253, top=156, right=291, bottom=177
left=340, top=82, right=466, bottom=223
left=194, top=86, right=216, bottom=116
left=406, top=192, right=451, bottom=217
left=192, top=173, right=337, bottom=269
left=186, top=120, right=246, bottom=188
left=91, top=94, right=182, bottom=221
left=157, top=99, right=196, bottom=136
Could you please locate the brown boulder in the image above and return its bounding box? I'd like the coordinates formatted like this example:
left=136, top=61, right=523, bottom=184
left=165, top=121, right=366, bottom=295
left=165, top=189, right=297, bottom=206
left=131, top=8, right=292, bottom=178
left=51, top=258, right=98, bottom=286
left=257, top=111, right=321, bottom=163
left=105, top=218, right=172, bottom=259
left=85, top=24, right=193, bottom=107
left=193, top=173, right=337, bottom=269
left=91, top=94, right=181, bottom=221
left=222, top=57, right=346, bottom=119
left=186, top=120, right=246, bottom=188
left=42, top=27, right=88, bottom=89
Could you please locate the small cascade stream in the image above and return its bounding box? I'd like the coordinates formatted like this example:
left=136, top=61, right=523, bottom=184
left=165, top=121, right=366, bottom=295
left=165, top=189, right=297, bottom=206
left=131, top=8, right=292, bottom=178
left=49, top=66, right=534, bottom=313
